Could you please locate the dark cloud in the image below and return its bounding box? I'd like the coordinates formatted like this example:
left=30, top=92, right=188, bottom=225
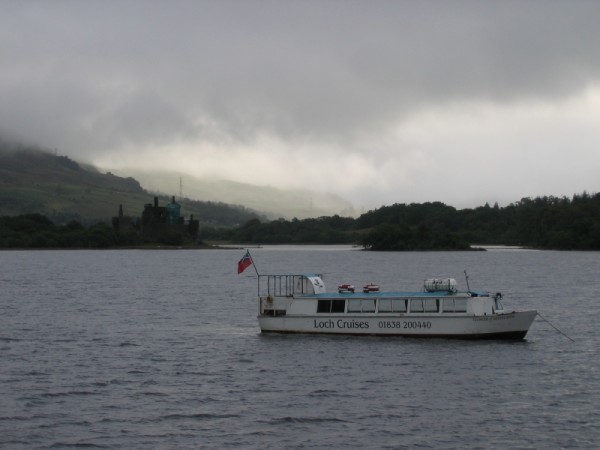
left=1, top=1, right=600, bottom=207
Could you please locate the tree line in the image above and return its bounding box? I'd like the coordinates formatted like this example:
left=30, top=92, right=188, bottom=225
left=0, top=214, right=198, bottom=249
left=201, top=192, right=600, bottom=250
left=2, top=192, right=599, bottom=250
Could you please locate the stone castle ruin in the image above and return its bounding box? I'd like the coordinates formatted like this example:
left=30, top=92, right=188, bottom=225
left=112, top=196, right=199, bottom=242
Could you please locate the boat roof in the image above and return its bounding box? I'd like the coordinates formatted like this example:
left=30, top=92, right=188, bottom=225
left=260, top=273, right=324, bottom=278
left=308, top=291, right=471, bottom=298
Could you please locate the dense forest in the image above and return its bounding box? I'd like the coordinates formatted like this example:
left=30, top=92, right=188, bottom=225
left=0, top=214, right=201, bottom=249
left=1, top=192, right=599, bottom=250
left=201, top=192, right=600, bottom=250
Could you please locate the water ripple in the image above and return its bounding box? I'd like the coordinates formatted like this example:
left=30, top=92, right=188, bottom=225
left=1, top=249, right=599, bottom=449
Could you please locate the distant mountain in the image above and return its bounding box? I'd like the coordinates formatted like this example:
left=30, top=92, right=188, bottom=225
left=119, top=169, right=356, bottom=219
left=0, top=147, right=263, bottom=226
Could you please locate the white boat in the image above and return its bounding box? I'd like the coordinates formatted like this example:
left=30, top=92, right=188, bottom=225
left=257, top=273, right=537, bottom=339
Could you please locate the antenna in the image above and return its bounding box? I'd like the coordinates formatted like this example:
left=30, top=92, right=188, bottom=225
left=464, top=270, right=471, bottom=292
left=179, top=176, right=183, bottom=200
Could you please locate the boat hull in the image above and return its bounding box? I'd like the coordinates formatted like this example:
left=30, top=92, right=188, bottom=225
left=258, top=310, right=537, bottom=340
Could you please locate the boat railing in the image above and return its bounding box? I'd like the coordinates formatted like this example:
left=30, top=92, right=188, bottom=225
left=258, top=273, right=323, bottom=297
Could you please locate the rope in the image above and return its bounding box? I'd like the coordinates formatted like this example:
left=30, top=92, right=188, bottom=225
left=536, top=312, right=575, bottom=342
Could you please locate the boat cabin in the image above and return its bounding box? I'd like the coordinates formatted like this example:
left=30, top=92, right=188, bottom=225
left=259, top=274, right=505, bottom=318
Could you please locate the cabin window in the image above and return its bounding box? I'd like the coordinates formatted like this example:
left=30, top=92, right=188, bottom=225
left=423, top=298, right=439, bottom=312
left=347, top=299, right=376, bottom=313
left=495, top=298, right=504, bottom=311
left=263, top=309, right=286, bottom=317
left=443, top=299, right=455, bottom=312
left=378, top=299, right=392, bottom=312
left=410, top=299, right=424, bottom=312
left=378, top=299, right=407, bottom=313
left=331, top=300, right=345, bottom=313
left=393, top=299, right=407, bottom=312
left=362, top=299, right=376, bottom=312
left=317, top=300, right=331, bottom=313
left=455, top=298, right=467, bottom=312
left=348, top=299, right=362, bottom=312
left=443, top=298, right=467, bottom=313
left=317, top=299, right=345, bottom=313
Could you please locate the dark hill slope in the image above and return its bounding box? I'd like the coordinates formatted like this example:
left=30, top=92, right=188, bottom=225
left=0, top=148, right=261, bottom=226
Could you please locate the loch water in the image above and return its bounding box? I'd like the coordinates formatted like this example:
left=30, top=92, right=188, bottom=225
left=1, top=247, right=599, bottom=449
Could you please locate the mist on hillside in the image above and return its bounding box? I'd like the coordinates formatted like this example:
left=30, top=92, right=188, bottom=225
left=118, top=169, right=357, bottom=220
left=0, top=134, right=355, bottom=220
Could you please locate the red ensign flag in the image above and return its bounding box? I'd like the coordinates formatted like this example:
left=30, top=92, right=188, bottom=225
left=237, top=251, right=253, bottom=274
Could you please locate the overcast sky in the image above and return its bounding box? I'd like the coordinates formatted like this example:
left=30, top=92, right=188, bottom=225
left=2, top=0, right=600, bottom=210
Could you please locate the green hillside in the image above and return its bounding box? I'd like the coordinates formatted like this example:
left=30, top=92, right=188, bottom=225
left=0, top=147, right=262, bottom=226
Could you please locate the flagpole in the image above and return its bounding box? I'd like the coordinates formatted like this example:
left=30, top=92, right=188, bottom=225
left=247, top=248, right=260, bottom=276
left=246, top=248, right=261, bottom=299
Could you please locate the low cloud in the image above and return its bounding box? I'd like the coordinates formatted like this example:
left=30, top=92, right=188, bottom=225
left=2, top=1, right=600, bottom=209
